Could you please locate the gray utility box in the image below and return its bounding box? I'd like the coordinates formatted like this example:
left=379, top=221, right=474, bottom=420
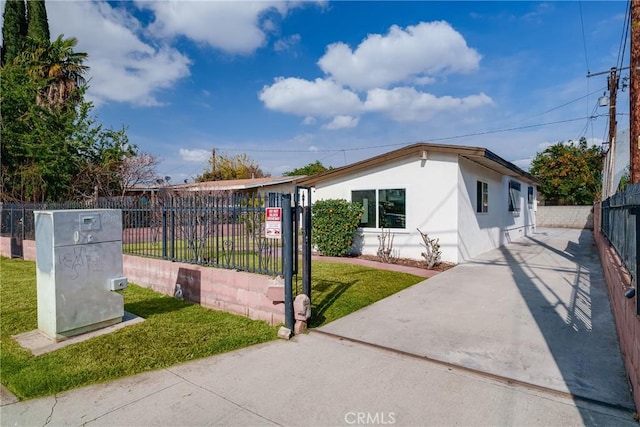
left=35, top=209, right=127, bottom=341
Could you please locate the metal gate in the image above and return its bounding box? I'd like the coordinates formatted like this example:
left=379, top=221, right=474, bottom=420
left=280, top=187, right=312, bottom=332
left=1, top=207, right=26, bottom=258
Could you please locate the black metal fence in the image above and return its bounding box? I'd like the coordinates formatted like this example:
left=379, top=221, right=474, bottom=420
left=600, top=182, right=640, bottom=286
left=1, top=192, right=284, bottom=276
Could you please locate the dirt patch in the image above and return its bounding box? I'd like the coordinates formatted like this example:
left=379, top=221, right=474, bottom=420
left=354, top=255, right=456, bottom=272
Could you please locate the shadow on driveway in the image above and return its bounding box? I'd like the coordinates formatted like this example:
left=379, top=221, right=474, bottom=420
left=318, top=228, right=635, bottom=422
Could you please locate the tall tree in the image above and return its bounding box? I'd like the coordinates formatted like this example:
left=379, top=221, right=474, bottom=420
left=529, top=138, right=603, bottom=205
left=21, top=35, right=89, bottom=108
left=0, top=58, right=79, bottom=201
left=26, top=0, right=49, bottom=42
left=196, top=153, right=270, bottom=182
left=1, top=0, right=27, bottom=66
left=283, top=160, right=332, bottom=176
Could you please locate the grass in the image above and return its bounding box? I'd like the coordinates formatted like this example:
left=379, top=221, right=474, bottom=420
left=0, top=256, right=424, bottom=400
left=0, top=257, right=277, bottom=400
left=308, top=261, right=424, bottom=327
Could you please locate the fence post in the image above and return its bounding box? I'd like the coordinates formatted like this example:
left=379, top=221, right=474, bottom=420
left=162, top=207, right=168, bottom=260
left=302, top=205, right=312, bottom=303
left=21, top=207, right=25, bottom=242
left=282, top=193, right=294, bottom=331
left=170, top=203, right=175, bottom=260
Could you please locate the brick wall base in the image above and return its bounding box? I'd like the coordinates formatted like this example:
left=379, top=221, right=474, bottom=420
left=593, top=204, right=640, bottom=412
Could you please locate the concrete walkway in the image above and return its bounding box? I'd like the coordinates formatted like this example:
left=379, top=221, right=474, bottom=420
left=320, top=228, right=635, bottom=411
left=1, top=228, right=637, bottom=426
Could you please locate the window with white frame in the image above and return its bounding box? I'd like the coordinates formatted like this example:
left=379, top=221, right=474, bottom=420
left=351, top=188, right=406, bottom=228
left=508, top=180, right=521, bottom=212
left=528, top=186, right=534, bottom=205
left=476, top=181, right=488, bottom=213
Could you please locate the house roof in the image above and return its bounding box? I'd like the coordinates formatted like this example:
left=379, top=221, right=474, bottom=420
left=166, top=175, right=306, bottom=192
left=298, top=143, right=538, bottom=187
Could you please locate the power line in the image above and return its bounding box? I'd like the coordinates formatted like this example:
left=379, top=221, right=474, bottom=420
left=529, top=86, right=605, bottom=119
left=579, top=1, right=590, bottom=74
left=217, top=115, right=607, bottom=155
left=577, top=101, right=601, bottom=141
left=616, top=0, right=632, bottom=71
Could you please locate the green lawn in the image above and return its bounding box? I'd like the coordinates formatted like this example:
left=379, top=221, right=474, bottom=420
left=309, top=262, right=424, bottom=327
left=0, top=256, right=424, bottom=400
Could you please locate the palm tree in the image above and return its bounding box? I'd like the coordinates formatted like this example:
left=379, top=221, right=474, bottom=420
left=21, top=34, right=89, bottom=108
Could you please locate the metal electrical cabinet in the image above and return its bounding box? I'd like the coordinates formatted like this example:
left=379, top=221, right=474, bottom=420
left=35, top=209, right=127, bottom=341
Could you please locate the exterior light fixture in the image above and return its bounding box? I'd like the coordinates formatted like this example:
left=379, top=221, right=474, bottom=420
left=420, top=150, right=428, bottom=161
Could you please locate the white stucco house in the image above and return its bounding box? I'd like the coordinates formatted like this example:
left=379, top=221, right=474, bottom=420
left=299, top=143, right=538, bottom=264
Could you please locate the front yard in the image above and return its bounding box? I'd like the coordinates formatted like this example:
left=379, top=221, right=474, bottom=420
left=0, top=256, right=423, bottom=400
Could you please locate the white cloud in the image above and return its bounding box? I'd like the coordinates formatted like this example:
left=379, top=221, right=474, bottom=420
left=47, top=1, right=190, bottom=106
left=363, top=87, right=493, bottom=121
left=274, top=34, right=301, bottom=52
left=414, top=76, right=436, bottom=86
left=318, top=21, right=481, bottom=90
left=179, top=148, right=210, bottom=162
left=139, top=1, right=294, bottom=54
left=289, top=133, right=314, bottom=145
left=259, top=77, right=362, bottom=116
left=302, top=116, right=317, bottom=125
left=324, top=115, right=359, bottom=130
left=512, top=158, right=533, bottom=171
left=309, top=145, right=319, bottom=152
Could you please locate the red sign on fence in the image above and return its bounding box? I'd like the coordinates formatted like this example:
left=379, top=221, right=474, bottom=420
left=265, top=207, right=282, bottom=239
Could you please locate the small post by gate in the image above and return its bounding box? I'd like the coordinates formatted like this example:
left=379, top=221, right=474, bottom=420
left=295, top=186, right=312, bottom=304
left=281, top=193, right=294, bottom=333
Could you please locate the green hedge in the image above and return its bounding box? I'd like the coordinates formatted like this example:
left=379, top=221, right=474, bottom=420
left=312, top=199, right=363, bottom=257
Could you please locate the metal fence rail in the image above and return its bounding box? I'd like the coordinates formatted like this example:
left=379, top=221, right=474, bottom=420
left=601, top=182, right=640, bottom=284
left=1, top=192, right=283, bottom=276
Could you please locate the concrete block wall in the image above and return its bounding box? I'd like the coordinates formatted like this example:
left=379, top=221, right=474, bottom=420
left=593, top=205, right=640, bottom=412
left=0, top=237, right=285, bottom=327
left=123, top=255, right=285, bottom=326
left=537, top=206, right=594, bottom=229
left=0, top=238, right=36, bottom=261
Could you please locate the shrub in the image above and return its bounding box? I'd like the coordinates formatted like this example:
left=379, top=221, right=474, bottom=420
left=312, top=199, right=363, bottom=257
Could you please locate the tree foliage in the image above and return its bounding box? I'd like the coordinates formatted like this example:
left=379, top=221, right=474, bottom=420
left=196, top=153, right=270, bottom=182
left=529, top=138, right=603, bottom=205
left=284, top=160, right=332, bottom=176
left=26, top=0, right=50, bottom=42
left=0, top=0, right=150, bottom=202
left=21, top=34, right=88, bottom=108
left=312, top=199, right=363, bottom=257
left=1, top=0, right=27, bottom=65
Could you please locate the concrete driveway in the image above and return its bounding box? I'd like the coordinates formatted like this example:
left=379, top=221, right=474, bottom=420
left=319, top=227, right=635, bottom=411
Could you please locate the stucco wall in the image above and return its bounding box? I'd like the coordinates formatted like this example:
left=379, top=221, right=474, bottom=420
left=311, top=152, right=460, bottom=263
left=457, top=159, right=536, bottom=262
left=0, top=237, right=285, bottom=326
left=312, top=152, right=537, bottom=264
left=537, top=206, right=594, bottom=229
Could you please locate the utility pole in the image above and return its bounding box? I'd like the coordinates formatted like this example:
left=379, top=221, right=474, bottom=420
left=608, top=67, right=619, bottom=197
left=588, top=66, right=626, bottom=198
left=631, top=0, right=640, bottom=183
left=609, top=67, right=618, bottom=158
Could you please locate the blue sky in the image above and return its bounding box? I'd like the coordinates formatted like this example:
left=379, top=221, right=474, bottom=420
left=2, top=1, right=632, bottom=182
